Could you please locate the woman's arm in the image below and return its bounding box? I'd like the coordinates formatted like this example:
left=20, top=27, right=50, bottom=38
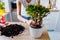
left=16, top=0, right=40, bottom=24
left=16, top=0, right=28, bottom=23
left=16, top=0, right=21, bottom=15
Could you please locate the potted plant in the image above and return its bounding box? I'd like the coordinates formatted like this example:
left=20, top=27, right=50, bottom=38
left=26, top=4, right=50, bottom=38
left=0, top=2, right=6, bottom=13
left=0, top=2, right=6, bottom=31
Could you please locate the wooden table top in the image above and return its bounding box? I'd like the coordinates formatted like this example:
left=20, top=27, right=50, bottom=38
left=7, top=22, right=50, bottom=40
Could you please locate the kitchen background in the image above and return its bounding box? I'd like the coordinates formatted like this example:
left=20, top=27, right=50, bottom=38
left=1, top=0, right=60, bottom=32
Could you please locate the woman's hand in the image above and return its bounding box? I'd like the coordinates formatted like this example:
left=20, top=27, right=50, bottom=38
left=26, top=20, right=36, bottom=27
left=17, top=15, right=36, bottom=26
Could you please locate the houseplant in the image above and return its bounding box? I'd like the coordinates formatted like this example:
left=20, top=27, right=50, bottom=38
left=0, top=2, right=6, bottom=31
left=0, top=2, right=6, bottom=13
left=26, top=4, right=50, bottom=38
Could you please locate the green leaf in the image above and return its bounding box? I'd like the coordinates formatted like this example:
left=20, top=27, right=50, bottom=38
left=0, top=2, right=5, bottom=9
left=26, top=4, right=50, bottom=20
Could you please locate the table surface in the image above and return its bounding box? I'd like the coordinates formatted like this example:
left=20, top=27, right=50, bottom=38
left=0, top=22, right=50, bottom=40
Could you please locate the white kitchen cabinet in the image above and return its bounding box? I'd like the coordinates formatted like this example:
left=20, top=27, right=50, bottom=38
left=55, top=12, right=60, bottom=32
left=40, top=0, right=60, bottom=32
left=43, top=11, right=59, bottom=30
left=4, top=0, right=11, bottom=12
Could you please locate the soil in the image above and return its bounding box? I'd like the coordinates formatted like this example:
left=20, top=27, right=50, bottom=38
left=1, top=24, right=25, bottom=38
left=0, top=26, right=3, bottom=31
left=31, top=24, right=42, bottom=29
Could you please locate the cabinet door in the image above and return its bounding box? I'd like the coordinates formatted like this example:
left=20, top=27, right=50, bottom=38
left=55, top=12, right=60, bottom=32
left=40, top=0, right=49, bottom=7
left=4, top=0, right=11, bottom=12
left=56, top=0, right=60, bottom=10
left=43, top=12, right=59, bottom=30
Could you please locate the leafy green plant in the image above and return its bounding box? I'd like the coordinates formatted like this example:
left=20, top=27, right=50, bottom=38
left=0, top=2, right=5, bottom=9
left=26, top=4, right=50, bottom=20
left=26, top=4, right=50, bottom=27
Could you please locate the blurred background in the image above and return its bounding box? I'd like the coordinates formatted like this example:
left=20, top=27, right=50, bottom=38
left=0, top=0, right=60, bottom=32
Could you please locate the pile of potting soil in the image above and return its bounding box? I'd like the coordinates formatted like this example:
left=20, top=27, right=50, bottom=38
left=1, top=24, right=25, bottom=38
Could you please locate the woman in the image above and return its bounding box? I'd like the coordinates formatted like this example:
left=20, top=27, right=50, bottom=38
left=17, top=0, right=40, bottom=25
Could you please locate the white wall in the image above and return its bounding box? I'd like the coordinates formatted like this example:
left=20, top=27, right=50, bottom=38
left=40, top=0, right=60, bottom=32
left=4, top=0, right=11, bottom=12
left=43, top=12, right=59, bottom=31
left=40, top=0, right=49, bottom=7
left=55, top=12, right=60, bottom=32
left=56, top=0, right=60, bottom=10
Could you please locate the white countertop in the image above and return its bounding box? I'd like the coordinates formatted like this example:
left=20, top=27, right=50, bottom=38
left=48, top=31, right=60, bottom=40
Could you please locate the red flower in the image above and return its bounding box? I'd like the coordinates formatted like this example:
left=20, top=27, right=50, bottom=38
left=1, top=16, right=6, bottom=24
